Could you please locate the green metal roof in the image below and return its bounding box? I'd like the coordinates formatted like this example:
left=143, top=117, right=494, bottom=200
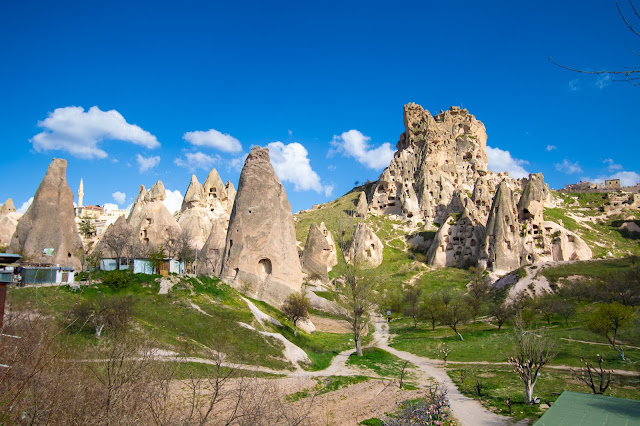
left=535, top=391, right=640, bottom=425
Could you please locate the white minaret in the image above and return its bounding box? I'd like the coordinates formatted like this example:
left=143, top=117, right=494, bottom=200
left=78, top=178, right=84, bottom=208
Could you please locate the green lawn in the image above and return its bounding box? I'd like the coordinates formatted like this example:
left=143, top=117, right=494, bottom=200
left=346, top=347, right=415, bottom=379
left=448, top=366, right=640, bottom=423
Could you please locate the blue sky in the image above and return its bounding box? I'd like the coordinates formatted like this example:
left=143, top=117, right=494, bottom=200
left=1, top=1, right=638, bottom=214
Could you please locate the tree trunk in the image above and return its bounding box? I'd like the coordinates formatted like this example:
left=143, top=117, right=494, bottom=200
left=96, top=324, right=105, bottom=337
left=293, top=323, right=298, bottom=337
left=355, top=336, right=363, bottom=356
left=525, top=380, right=535, bottom=405
left=431, top=318, right=435, bottom=331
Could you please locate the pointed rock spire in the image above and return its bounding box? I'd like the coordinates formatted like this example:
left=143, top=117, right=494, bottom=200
left=8, top=158, right=83, bottom=267
left=219, top=147, right=302, bottom=305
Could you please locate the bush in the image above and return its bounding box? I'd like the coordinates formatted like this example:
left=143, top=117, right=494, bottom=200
left=382, top=384, right=450, bottom=425
left=102, top=270, right=132, bottom=291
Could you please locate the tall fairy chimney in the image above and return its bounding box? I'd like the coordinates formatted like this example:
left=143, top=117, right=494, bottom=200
left=78, top=178, right=84, bottom=208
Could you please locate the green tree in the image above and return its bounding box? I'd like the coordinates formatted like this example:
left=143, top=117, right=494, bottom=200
left=488, top=302, right=512, bottom=331
left=587, top=302, right=636, bottom=360
left=403, top=285, right=422, bottom=328
left=281, top=291, right=311, bottom=337
left=421, top=293, right=441, bottom=331
left=440, top=293, right=470, bottom=341
left=467, top=275, right=490, bottom=323
left=147, top=247, right=166, bottom=275
left=78, top=214, right=96, bottom=239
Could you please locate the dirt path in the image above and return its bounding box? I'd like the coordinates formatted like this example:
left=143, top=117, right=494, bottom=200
left=372, top=315, right=510, bottom=426
left=443, top=360, right=639, bottom=377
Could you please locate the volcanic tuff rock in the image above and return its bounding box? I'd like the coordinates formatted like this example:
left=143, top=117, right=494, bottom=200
left=176, top=169, right=234, bottom=250
left=369, top=104, right=488, bottom=224
left=368, top=103, right=592, bottom=273
left=0, top=199, right=21, bottom=246
left=345, top=222, right=384, bottom=267
left=219, top=147, right=303, bottom=306
left=300, top=222, right=338, bottom=281
left=197, top=218, right=227, bottom=276
left=355, top=192, right=368, bottom=218
left=9, top=159, right=83, bottom=267
left=128, top=181, right=182, bottom=249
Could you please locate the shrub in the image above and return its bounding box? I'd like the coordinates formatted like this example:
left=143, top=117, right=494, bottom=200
left=102, top=270, right=132, bottom=291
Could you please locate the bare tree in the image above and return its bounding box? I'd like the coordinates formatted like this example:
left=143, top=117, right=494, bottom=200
left=467, top=275, right=490, bottom=323
left=421, top=293, right=441, bottom=331
left=488, top=302, right=512, bottom=331
left=507, top=317, right=555, bottom=405
left=335, top=218, right=377, bottom=357
left=101, top=220, right=133, bottom=270
left=571, top=354, right=611, bottom=395
left=550, top=0, right=640, bottom=85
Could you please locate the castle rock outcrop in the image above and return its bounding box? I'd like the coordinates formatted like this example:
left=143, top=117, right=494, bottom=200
left=300, top=222, right=337, bottom=281
left=219, top=147, right=303, bottom=306
left=369, top=104, right=488, bottom=224
left=8, top=159, right=83, bottom=267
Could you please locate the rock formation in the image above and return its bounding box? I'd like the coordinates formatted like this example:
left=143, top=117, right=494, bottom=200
left=367, top=102, right=592, bottom=274
left=345, top=222, right=384, bottom=267
left=197, top=218, right=227, bottom=276
left=8, top=159, right=83, bottom=267
left=127, top=181, right=182, bottom=250
left=355, top=192, right=368, bottom=218
left=300, top=222, right=338, bottom=281
left=369, top=104, right=488, bottom=224
left=0, top=199, right=21, bottom=246
left=176, top=169, right=235, bottom=250
left=219, top=147, right=303, bottom=306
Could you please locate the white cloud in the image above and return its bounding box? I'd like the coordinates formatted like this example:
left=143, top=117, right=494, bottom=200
left=17, top=197, right=33, bottom=214
left=288, top=129, right=293, bottom=136
left=136, top=154, right=160, bottom=173
left=568, top=79, right=579, bottom=91
left=546, top=145, right=557, bottom=152
left=112, top=191, right=126, bottom=204
left=163, top=189, right=183, bottom=214
left=174, top=151, right=220, bottom=171
left=229, top=154, right=248, bottom=172
left=183, top=129, right=242, bottom=153
left=595, top=74, right=611, bottom=89
left=329, top=130, right=395, bottom=170
left=555, top=159, right=583, bottom=174
left=31, top=106, right=159, bottom=159
left=603, top=158, right=623, bottom=172
left=609, top=171, right=640, bottom=186
left=103, top=203, right=119, bottom=211
left=267, top=142, right=333, bottom=196
left=486, top=146, right=529, bottom=179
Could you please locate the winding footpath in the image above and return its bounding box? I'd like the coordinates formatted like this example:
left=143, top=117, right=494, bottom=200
left=370, top=315, right=509, bottom=426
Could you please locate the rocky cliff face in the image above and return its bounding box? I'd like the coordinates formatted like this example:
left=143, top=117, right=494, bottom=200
left=0, top=199, right=21, bottom=246
left=300, top=222, right=337, bottom=281
left=9, top=159, right=83, bottom=267
left=127, top=181, right=182, bottom=250
left=219, top=147, right=302, bottom=306
left=370, top=104, right=488, bottom=224
left=370, top=103, right=592, bottom=274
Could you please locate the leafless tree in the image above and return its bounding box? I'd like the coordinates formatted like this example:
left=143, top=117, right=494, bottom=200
left=440, top=293, right=470, bottom=341
left=550, top=0, right=640, bottom=85
left=335, top=218, right=377, bottom=356
left=101, top=221, right=133, bottom=270
left=507, top=317, right=556, bottom=405
left=571, top=354, right=611, bottom=395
